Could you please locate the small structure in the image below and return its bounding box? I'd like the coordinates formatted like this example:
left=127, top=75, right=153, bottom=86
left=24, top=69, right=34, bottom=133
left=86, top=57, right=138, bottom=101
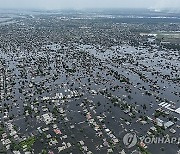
left=164, top=121, right=174, bottom=129
left=42, top=113, right=53, bottom=124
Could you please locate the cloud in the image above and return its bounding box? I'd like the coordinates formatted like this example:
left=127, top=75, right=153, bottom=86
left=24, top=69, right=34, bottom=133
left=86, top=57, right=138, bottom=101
left=0, top=0, right=179, bottom=9
left=153, top=0, right=180, bottom=9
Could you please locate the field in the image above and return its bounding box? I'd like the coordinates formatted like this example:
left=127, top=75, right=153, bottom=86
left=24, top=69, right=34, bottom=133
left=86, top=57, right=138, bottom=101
left=156, top=32, right=180, bottom=44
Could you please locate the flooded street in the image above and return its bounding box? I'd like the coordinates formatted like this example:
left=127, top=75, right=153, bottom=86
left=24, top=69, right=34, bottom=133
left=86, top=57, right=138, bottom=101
left=0, top=9, right=180, bottom=154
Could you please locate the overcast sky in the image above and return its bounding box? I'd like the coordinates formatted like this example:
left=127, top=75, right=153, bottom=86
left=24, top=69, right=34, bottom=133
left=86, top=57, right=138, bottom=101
left=0, top=0, right=180, bottom=10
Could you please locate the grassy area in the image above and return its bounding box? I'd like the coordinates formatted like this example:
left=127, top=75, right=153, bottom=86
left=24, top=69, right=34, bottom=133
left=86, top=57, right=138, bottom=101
left=156, top=32, right=180, bottom=44
left=0, top=127, right=4, bottom=135
left=19, top=136, right=36, bottom=151
left=138, top=144, right=152, bottom=154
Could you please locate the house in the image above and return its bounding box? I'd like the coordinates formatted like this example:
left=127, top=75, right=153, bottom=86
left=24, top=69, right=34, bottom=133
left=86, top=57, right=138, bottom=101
left=169, top=128, right=176, bottom=134
left=155, top=118, right=163, bottom=127
left=164, top=121, right=174, bottom=129
left=79, top=140, right=84, bottom=146
left=13, top=151, right=21, bottom=154
left=42, top=113, right=53, bottom=124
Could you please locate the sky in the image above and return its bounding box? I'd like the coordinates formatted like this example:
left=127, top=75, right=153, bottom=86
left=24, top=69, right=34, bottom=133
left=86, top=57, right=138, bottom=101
left=0, top=0, right=180, bottom=10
